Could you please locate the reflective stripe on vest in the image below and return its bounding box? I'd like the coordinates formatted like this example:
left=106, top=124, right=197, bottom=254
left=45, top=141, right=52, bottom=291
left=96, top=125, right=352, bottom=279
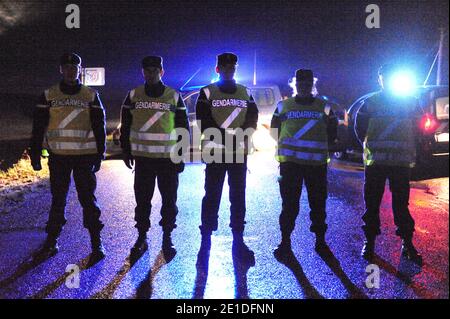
left=129, top=85, right=178, bottom=158
left=47, top=129, right=94, bottom=139
left=280, top=137, right=328, bottom=150
left=276, top=97, right=329, bottom=165
left=220, top=108, right=243, bottom=129
left=48, top=141, right=97, bottom=151
left=366, top=140, right=415, bottom=150
left=131, top=144, right=174, bottom=154
left=278, top=148, right=327, bottom=162
left=377, top=119, right=403, bottom=140
left=45, top=84, right=97, bottom=155
left=129, top=131, right=176, bottom=141
left=371, top=153, right=415, bottom=162
left=139, top=111, right=166, bottom=131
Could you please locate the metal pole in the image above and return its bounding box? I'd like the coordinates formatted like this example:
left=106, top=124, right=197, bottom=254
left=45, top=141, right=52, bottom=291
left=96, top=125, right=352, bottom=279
left=253, top=51, right=257, bottom=86
left=437, top=27, right=445, bottom=85
left=423, top=50, right=439, bottom=86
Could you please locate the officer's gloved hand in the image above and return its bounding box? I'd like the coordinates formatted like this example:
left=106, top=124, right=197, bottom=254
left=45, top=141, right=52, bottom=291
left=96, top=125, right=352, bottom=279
left=30, top=152, right=42, bottom=171
left=123, top=153, right=134, bottom=169
left=92, top=155, right=103, bottom=173
left=176, top=162, right=185, bottom=173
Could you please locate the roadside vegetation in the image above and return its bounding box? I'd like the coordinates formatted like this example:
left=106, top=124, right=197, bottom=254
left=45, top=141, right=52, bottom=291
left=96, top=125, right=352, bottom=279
left=0, top=153, right=49, bottom=213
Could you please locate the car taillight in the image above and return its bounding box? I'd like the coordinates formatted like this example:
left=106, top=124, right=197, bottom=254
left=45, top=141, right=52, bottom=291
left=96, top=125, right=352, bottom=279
left=420, top=113, right=438, bottom=133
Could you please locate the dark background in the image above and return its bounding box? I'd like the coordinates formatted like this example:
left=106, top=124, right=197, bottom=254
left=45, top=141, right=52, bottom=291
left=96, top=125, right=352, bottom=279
left=0, top=0, right=448, bottom=120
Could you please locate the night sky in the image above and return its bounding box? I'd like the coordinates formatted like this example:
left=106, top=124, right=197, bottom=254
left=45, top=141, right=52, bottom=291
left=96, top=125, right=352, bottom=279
left=0, top=0, right=448, bottom=117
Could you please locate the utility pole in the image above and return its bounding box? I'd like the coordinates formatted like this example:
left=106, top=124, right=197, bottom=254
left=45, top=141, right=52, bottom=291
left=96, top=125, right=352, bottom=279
left=437, top=27, right=445, bottom=85
left=253, top=51, right=257, bottom=86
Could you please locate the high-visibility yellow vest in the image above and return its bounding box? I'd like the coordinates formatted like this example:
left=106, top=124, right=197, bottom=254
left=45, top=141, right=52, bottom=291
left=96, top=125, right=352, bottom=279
left=364, top=93, right=417, bottom=167
left=129, top=85, right=179, bottom=158
left=276, top=97, right=330, bottom=165
left=45, top=84, right=98, bottom=156
left=201, top=83, right=251, bottom=156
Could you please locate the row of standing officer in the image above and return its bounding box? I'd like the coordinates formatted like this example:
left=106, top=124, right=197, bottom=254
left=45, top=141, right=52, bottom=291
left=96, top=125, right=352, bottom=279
left=270, top=66, right=422, bottom=265
left=30, top=52, right=422, bottom=266
left=30, top=52, right=258, bottom=264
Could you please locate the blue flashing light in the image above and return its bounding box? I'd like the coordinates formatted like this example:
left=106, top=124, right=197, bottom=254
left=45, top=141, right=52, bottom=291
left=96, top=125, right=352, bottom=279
left=210, top=75, right=220, bottom=83
left=210, top=74, right=240, bottom=83
left=387, top=70, right=416, bottom=96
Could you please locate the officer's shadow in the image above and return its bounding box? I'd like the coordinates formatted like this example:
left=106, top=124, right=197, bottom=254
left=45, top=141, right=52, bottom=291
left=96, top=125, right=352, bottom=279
left=0, top=240, right=92, bottom=292
left=134, top=250, right=168, bottom=299
left=0, top=249, right=52, bottom=289
left=316, top=247, right=368, bottom=299
left=232, top=249, right=254, bottom=299
left=374, top=254, right=429, bottom=298
left=275, top=251, right=324, bottom=299
left=193, top=241, right=254, bottom=299
left=32, top=254, right=94, bottom=299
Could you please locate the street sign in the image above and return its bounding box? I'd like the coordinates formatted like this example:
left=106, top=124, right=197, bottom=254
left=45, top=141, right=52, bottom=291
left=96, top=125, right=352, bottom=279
left=82, top=67, right=105, bottom=86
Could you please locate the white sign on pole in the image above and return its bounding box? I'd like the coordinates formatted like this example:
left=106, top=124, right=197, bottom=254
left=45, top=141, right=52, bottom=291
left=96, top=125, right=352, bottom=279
left=83, top=67, right=105, bottom=86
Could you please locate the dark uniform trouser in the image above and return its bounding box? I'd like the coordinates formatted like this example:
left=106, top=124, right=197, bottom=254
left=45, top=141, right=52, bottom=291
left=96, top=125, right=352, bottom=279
left=278, top=162, right=328, bottom=236
left=47, top=155, right=103, bottom=237
left=362, top=165, right=415, bottom=239
left=134, top=158, right=179, bottom=234
left=200, top=162, right=247, bottom=235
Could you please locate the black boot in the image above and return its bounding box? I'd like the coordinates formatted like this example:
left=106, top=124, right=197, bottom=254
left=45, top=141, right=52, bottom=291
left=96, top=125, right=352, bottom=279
left=402, top=238, right=423, bottom=265
left=162, top=232, right=177, bottom=262
left=314, top=233, right=329, bottom=253
left=273, top=236, right=293, bottom=262
left=35, top=235, right=59, bottom=259
left=232, top=231, right=255, bottom=266
left=361, top=238, right=375, bottom=261
left=88, top=231, right=105, bottom=266
left=131, top=232, right=148, bottom=257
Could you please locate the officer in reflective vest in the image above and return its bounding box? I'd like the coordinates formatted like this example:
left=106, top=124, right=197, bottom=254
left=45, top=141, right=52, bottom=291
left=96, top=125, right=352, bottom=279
left=355, top=64, right=422, bottom=264
left=195, top=52, right=259, bottom=264
left=30, top=53, right=106, bottom=263
left=120, top=56, right=189, bottom=262
left=271, top=69, right=337, bottom=260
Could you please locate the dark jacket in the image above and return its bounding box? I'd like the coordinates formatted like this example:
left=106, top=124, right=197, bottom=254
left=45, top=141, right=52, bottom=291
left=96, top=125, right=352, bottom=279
left=354, top=91, right=421, bottom=146
left=30, top=80, right=106, bottom=161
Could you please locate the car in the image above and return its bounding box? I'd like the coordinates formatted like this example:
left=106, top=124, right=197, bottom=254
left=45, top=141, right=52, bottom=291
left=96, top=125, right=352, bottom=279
left=335, top=85, right=449, bottom=175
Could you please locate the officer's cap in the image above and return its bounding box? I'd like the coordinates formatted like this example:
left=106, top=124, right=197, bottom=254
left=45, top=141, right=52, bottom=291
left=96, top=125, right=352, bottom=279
left=295, top=69, right=314, bottom=82
left=60, top=53, right=82, bottom=66
left=217, top=52, right=238, bottom=66
left=142, top=56, right=163, bottom=69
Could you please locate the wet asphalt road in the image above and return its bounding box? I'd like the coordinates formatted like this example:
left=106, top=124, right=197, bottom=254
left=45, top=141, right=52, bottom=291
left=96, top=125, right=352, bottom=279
left=0, top=151, right=448, bottom=299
